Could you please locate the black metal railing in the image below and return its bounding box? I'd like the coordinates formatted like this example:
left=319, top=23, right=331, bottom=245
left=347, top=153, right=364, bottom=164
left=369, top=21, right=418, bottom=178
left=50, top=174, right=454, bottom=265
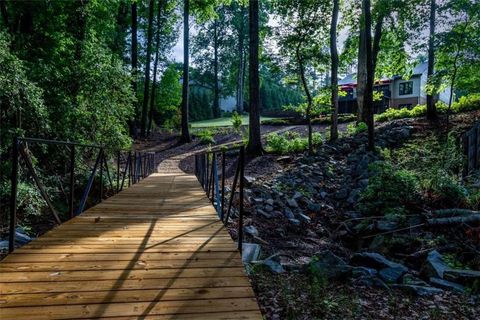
left=463, top=123, right=480, bottom=177
left=194, top=145, right=245, bottom=253
left=8, top=137, right=156, bottom=253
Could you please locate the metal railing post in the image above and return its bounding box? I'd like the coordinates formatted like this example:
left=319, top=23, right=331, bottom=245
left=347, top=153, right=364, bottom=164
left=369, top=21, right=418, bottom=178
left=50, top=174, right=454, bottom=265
left=116, top=151, right=120, bottom=193
left=99, top=149, right=104, bottom=201
left=69, top=145, right=75, bottom=219
left=238, top=146, right=245, bottom=253
left=221, top=151, right=226, bottom=219
left=9, top=137, right=19, bottom=253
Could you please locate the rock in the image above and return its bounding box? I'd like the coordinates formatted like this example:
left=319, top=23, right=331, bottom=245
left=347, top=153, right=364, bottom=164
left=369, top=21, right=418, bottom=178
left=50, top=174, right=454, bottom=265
left=358, top=179, right=369, bottom=188
left=0, top=240, right=9, bottom=250
left=251, top=197, right=264, bottom=205
left=260, top=255, right=285, bottom=274
left=350, top=252, right=408, bottom=273
left=307, top=203, right=322, bottom=213
left=402, top=274, right=428, bottom=286
left=335, top=188, right=349, bottom=200
left=264, top=205, right=274, bottom=212
left=376, top=220, right=399, bottom=232
left=379, top=266, right=407, bottom=283
left=444, top=269, right=480, bottom=286
left=310, top=251, right=351, bottom=280
left=287, top=198, right=298, bottom=208
left=297, top=213, right=311, bottom=223
left=276, top=156, right=292, bottom=163
left=354, top=275, right=389, bottom=289
left=320, top=191, right=328, bottom=199
left=347, top=189, right=360, bottom=204
left=265, top=198, right=274, bottom=206
left=293, top=191, right=303, bottom=200
left=393, top=284, right=443, bottom=297
left=256, top=209, right=272, bottom=219
left=288, top=218, right=301, bottom=226
left=13, top=231, right=32, bottom=245
left=244, top=176, right=256, bottom=186
left=244, top=225, right=259, bottom=237
left=430, top=277, right=465, bottom=293
left=241, top=243, right=261, bottom=264
left=425, top=250, right=450, bottom=279
left=352, top=267, right=378, bottom=278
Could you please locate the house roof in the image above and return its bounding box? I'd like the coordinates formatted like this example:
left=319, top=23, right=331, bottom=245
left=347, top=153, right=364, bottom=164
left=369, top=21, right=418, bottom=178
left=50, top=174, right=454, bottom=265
left=339, top=62, right=428, bottom=87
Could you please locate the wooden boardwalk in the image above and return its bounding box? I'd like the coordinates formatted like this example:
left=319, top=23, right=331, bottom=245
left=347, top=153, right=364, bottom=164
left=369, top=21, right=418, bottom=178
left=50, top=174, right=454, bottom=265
left=0, top=172, right=262, bottom=319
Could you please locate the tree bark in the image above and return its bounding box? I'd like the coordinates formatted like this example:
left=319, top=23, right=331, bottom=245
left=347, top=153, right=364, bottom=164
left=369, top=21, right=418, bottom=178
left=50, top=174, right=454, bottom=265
left=426, top=0, right=438, bottom=121
left=330, top=0, right=340, bottom=141
left=246, top=0, right=262, bottom=156
left=1, top=0, right=10, bottom=32
left=113, top=0, right=129, bottom=58
left=361, top=0, right=375, bottom=151
left=236, top=5, right=246, bottom=114
left=297, top=47, right=313, bottom=154
left=140, top=0, right=155, bottom=138
left=131, top=1, right=138, bottom=136
left=148, top=0, right=165, bottom=136
left=372, top=16, right=384, bottom=75
left=213, top=18, right=221, bottom=118
left=180, top=0, right=191, bottom=142
left=356, top=16, right=367, bottom=123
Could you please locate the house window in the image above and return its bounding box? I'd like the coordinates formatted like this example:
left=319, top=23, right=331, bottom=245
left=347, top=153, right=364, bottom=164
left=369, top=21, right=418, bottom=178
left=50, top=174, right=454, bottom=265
left=399, top=103, right=413, bottom=109
left=399, top=81, right=413, bottom=95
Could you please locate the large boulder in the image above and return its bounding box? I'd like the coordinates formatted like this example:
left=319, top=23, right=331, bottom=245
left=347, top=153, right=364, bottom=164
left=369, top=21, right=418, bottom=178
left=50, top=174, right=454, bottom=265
left=424, top=250, right=450, bottom=279
left=350, top=252, right=408, bottom=273
left=310, top=251, right=352, bottom=280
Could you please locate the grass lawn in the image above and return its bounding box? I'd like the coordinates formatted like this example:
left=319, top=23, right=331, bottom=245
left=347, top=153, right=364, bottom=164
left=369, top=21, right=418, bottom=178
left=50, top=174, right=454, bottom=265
left=191, top=115, right=275, bottom=128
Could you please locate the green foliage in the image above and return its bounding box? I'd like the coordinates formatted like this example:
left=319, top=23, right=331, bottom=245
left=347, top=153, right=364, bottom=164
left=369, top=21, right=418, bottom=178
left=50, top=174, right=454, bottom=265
left=265, top=131, right=323, bottom=154
left=261, top=118, right=290, bottom=125
left=196, top=129, right=216, bottom=145
left=346, top=122, right=367, bottom=136
left=231, top=111, right=243, bottom=131
left=156, top=64, right=182, bottom=126
left=376, top=94, right=480, bottom=122
left=359, top=162, right=420, bottom=216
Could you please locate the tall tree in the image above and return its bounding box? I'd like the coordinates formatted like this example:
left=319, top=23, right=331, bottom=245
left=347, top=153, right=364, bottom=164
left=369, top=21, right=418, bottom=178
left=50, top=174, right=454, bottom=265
left=212, top=18, right=221, bottom=118
left=148, top=0, right=165, bottom=135
left=236, top=4, right=247, bottom=113
left=180, top=0, right=191, bottom=142
left=246, top=0, right=262, bottom=155
left=359, top=0, right=375, bottom=151
left=131, top=1, right=139, bottom=136
left=141, top=0, right=155, bottom=137
left=426, top=0, right=438, bottom=121
left=330, top=0, right=340, bottom=141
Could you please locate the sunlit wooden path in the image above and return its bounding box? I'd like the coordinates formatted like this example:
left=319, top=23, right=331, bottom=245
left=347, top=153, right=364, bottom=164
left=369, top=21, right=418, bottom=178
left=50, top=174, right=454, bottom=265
left=0, top=171, right=262, bottom=319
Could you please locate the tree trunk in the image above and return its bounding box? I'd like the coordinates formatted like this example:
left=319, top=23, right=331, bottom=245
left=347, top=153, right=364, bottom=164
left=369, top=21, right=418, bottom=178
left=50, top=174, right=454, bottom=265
left=140, top=0, right=155, bottom=138
left=372, top=16, right=384, bottom=75
left=246, top=0, right=262, bottom=156
left=356, top=17, right=367, bottom=123
left=236, top=5, right=246, bottom=114
left=180, top=0, right=191, bottom=142
left=113, top=0, right=129, bottom=59
left=297, top=47, right=313, bottom=154
left=131, top=1, right=138, bottom=137
left=1, top=0, right=10, bottom=32
left=330, top=0, right=340, bottom=141
left=213, top=19, right=221, bottom=118
left=148, top=0, right=165, bottom=136
left=362, top=0, right=375, bottom=151
left=426, top=0, right=437, bottom=121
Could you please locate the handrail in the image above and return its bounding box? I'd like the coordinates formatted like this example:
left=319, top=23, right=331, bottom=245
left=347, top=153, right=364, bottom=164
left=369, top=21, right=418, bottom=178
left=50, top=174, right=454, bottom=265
left=8, top=137, right=156, bottom=253
left=194, top=145, right=245, bottom=254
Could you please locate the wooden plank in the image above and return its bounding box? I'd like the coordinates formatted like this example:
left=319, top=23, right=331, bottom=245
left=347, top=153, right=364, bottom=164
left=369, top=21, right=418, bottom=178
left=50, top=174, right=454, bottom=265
left=0, top=298, right=260, bottom=319
left=0, top=277, right=252, bottom=294
left=0, top=287, right=256, bottom=307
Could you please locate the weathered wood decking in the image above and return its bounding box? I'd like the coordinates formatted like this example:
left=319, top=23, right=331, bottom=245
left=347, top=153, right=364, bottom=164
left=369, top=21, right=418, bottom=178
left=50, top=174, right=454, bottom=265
left=0, top=172, right=262, bottom=319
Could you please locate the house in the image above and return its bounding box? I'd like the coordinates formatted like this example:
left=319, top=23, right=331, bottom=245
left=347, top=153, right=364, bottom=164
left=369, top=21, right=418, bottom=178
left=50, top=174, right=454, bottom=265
left=338, top=62, right=451, bottom=114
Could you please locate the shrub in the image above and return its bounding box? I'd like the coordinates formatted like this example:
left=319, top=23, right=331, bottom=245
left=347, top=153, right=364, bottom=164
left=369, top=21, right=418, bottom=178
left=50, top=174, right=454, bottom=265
left=266, top=131, right=323, bottom=154
left=261, top=118, right=291, bottom=125
left=359, top=161, right=420, bottom=216
left=346, top=122, right=368, bottom=136
left=231, top=111, right=243, bottom=131
left=425, top=171, right=468, bottom=207
left=196, top=129, right=215, bottom=145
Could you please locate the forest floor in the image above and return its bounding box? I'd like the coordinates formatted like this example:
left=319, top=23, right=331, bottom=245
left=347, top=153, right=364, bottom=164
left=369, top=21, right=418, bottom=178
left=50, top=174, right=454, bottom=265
left=138, top=113, right=480, bottom=319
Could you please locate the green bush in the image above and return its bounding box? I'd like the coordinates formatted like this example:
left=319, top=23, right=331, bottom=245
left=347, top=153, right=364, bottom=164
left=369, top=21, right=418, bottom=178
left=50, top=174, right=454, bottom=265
left=346, top=122, right=368, bottom=136
left=265, top=131, right=323, bottom=154
left=375, top=93, right=480, bottom=122
left=261, top=118, right=291, bottom=125
left=359, top=161, right=420, bottom=216
left=425, top=171, right=468, bottom=207
left=196, top=129, right=216, bottom=145
left=231, top=111, right=243, bottom=130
